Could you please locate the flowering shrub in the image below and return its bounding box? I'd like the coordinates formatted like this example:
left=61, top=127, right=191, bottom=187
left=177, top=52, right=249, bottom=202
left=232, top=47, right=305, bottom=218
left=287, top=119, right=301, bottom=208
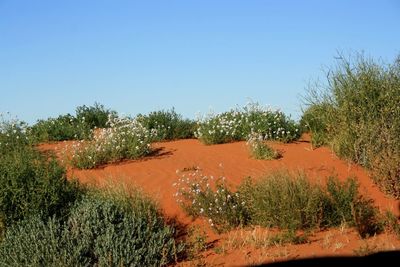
left=247, top=132, right=281, bottom=160
left=0, top=114, right=30, bottom=153
left=195, top=102, right=300, bottom=145
left=174, top=169, right=250, bottom=233
left=175, top=169, right=383, bottom=237
left=70, top=116, right=156, bottom=169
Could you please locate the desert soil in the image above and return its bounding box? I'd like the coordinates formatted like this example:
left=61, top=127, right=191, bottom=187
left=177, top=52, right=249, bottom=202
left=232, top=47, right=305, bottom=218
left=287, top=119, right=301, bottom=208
left=38, top=135, right=400, bottom=266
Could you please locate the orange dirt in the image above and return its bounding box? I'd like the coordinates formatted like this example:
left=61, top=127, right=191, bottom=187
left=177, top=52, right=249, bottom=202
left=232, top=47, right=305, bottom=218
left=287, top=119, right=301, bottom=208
left=38, top=135, right=400, bottom=266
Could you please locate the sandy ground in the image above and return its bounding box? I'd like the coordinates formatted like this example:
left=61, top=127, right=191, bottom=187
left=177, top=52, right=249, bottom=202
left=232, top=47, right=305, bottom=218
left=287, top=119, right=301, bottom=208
left=38, top=135, right=400, bottom=266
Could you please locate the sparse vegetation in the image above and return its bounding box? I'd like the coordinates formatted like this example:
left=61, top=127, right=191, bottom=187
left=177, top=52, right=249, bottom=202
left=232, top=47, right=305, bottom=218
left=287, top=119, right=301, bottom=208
left=247, top=132, right=281, bottom=160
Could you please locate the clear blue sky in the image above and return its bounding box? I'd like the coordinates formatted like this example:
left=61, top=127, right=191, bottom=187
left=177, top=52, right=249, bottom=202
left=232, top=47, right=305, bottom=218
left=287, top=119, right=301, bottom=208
left=1, top=0, right=399, bottom=124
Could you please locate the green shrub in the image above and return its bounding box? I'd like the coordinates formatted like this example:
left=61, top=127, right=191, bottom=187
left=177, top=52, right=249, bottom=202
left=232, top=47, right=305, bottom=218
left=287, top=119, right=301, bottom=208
left=75, top=102, right=117, bottom=130
left=29, top=114, right=90, bottom=142
left=137, top=108, right=196, bottom=141
left=174, top=170, right=250, bottom=233
left=0, top=187, right=182, bottom=266
left=29, top=103, right=117, bottom=143
left=177, top=170, right=382, bottom=237
left=0, top=147, right=81, bottom=228
left=0, top=114, right=31, bottom=153
left=247, top=132, right=281, bottom=160
left=302, top=53, right=400, bottom=197
left=195, top=102, right=300, bottom=145
left=71, top=116, right=155, bottom=169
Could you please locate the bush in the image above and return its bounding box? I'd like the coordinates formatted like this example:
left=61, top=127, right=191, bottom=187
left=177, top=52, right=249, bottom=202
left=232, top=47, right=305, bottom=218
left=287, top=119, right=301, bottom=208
left=137, top=108, right=196, bottom=141
left=247, top=132, right=281, bottom=160
left=29, top=114, right=90, bottom=142
left=29, top=103, right=117, bottom=143
left=195, top=102, right=300, bottom=145
left=302, top=53, right=400, bottom=197
left=70, top=116, right=155, bottom=169
left=176, top=170, right=382, bottom=237
left=0, top=187, right=182, bottom=266
left=174, top=170, right=250, bottom=233
left=0, top=147, right=81, bottom=229
left=0, top=114, right=31, bottom=153
left=75, top=102, right=117, bottom=130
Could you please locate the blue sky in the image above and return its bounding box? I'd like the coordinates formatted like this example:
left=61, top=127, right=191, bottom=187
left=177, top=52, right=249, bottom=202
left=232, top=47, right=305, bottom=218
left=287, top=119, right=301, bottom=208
left=1, top=0, right=399, bottom=124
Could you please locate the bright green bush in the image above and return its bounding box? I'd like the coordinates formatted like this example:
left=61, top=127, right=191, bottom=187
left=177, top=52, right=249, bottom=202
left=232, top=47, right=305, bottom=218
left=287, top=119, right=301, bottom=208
left=302, top=53, right=400, bottom=198
left=137, top=108, right=196, bottom=141
left=195, top=102, right=300, bottom=145
left=0, top=187, right=182, bottom=266
left=70, top=116, right=155, bottom=169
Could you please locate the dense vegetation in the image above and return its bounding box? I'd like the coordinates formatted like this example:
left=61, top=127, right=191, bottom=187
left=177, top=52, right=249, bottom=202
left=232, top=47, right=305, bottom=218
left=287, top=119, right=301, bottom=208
left=301, top=53, right=400, bottom=198
left=0, top=116, right=182, bottom=266
left=175, top=170, right=383, bottom=238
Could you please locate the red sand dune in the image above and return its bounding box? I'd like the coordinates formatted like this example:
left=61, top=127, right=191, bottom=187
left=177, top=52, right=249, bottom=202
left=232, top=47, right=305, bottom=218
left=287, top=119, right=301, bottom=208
left=38, top=135, right=400, bottom=266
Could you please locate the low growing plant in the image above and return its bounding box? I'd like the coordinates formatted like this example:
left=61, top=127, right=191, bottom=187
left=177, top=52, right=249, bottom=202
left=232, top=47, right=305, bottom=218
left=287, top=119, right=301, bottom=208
left=136, top=108, right=196, bottom=141
left=174, top=169, right=250, bottom=233
left=176, top=169, right=382, bottom=237
left=0, top=186, right=183, bottom=266
left=247, top=132, right=281, bottom=160
left=195, top=102, right=300, bottom=145
left=70, top=116, right=156, bottom=169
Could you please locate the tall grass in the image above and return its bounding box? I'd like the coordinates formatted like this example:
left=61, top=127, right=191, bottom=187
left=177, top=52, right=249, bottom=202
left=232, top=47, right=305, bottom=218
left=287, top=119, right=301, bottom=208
left=301, top=53, right=400, bottom=198
left=176, top=170, right=383, bottom=238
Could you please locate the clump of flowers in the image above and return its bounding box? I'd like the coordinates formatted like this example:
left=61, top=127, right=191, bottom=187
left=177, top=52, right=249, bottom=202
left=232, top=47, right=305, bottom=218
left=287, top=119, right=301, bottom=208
left=247, top=132, right=281, bottom=160
left=195, top=102, right=300, bottom=145
left=0, top=113, right=30, bottom=153
left=173, top=169, right=250, bottom=233
left=70, top=116, right=156, bottom=169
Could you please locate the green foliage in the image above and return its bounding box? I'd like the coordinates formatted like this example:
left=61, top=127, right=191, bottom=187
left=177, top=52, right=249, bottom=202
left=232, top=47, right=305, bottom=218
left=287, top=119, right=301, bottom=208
left=0, top=147, right=82, bottom=228
left=0, top=187, right=182, bottom=266
left=177, top=170, right=382, bottom=237
left=302, top=53, right=400, bottom=197
left=29, top=103, right=117, bottom=142
left=247, top=133, right=281, bottom=160
left=195, top=102, right=300, bottom=145
left=175, top=171, right=250, bottom=233
left=137, top=108, right=196, bottom=141
left=75, top=102, right=117, bottom=130
left=29, top=114, right=90, bottom=142
left=70, top=116, right=155, bottom=169
left=0, top=114, right=31, bottom=153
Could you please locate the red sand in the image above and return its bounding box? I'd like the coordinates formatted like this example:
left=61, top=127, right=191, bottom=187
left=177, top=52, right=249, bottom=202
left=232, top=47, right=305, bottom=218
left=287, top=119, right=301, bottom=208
left=38, top=135, right=400, bottom=266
